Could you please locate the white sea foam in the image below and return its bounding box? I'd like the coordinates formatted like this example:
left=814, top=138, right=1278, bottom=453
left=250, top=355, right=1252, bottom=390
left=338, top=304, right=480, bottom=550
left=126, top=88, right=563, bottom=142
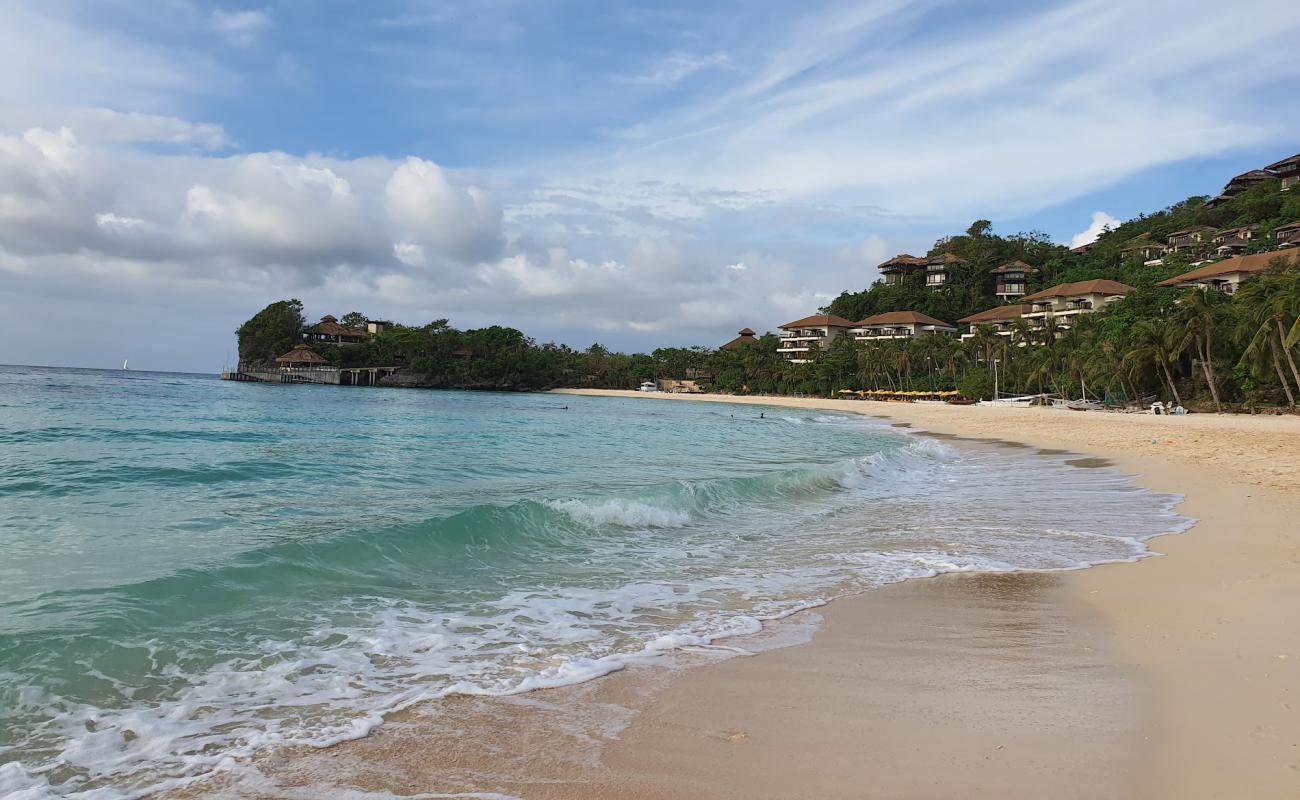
left=545, top=498, right=692, bottom=528
left=3, top=422, right=1191, bottom=800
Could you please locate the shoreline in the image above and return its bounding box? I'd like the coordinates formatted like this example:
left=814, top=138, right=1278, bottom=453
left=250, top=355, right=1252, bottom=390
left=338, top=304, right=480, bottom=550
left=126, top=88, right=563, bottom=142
left=542, top=389, right=1300, bottom=798
left=171, top=390, right=1300, bottom=798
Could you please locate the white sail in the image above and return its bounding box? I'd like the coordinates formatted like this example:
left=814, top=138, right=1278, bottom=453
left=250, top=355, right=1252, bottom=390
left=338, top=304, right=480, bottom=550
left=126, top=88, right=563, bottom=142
left=123, top=359, right=129, bottom=370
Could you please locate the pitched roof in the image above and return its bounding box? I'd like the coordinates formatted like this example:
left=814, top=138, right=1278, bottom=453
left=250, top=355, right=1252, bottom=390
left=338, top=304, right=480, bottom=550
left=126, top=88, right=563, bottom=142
left=1158, top=250, right=1299, bottom=286
left=877, top=254, right=927, bottom=270
left=926, top=252, right=967, bottom=266
left=1021, top=279, right=1135, bottom=302
left=275, top=345, right=330, bottom=364
left=1275, top=220, right=1300, bottom=232
left=779, top=314, right=858, bottom=330
left=720, top=328, right=759, bottom=350
left=1265, top=153, right=1300, bottom=170
left=313, top=316, right=369, bottom=337
left=990, top=260, right=1039, bottom=274
left=958, top=305, right=1029, bottom=324
left=1070, top=242, right=1097, bottom=254
left=1225, top=169, right=1274, bottom=185
left=854, top=311, right=955, bottom=328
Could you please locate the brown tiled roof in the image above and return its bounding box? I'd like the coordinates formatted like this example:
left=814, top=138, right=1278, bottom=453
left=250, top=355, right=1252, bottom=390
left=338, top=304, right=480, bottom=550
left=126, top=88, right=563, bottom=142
left=927, top=253, right=967, bottom=266
left=1070, top=242, right=1097, bottom=254
left=877, top=254, right=927, bottom=270
left=1275, top=220, right=1300, bottom=232
left=1021, top=279, right=1135, bottom=302
left=1264, top=153, right=1300, bottom=170
left=854, top=311, right=955, bottom=328
left=275, top=345, right=330, bottom=364
left=720, top=328, right=759, bottom=350
left=1158, top=250, right=1298, bottom=286
left=313, top=316, right=368, bottom=337
left=990, top=260, right=1039, bottom=274
left=958, top=305, right=1029, bottom=324
left=779, top=314, right=857, bottom=330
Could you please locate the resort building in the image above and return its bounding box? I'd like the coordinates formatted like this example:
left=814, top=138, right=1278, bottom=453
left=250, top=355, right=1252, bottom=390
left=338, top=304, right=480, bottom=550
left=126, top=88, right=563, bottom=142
left=924, top=253, right=966, bottom=289
left=1275, top=220, right=1300, bottom=248
left=1119, top=236, right=1167, bottom=264
left=720, top=327, right=759, bottom=350
left=852, top=311, right=956, bottom=341
left=956, top=305, right=1027, bottom=340
left=1212, top=225, right=1259, bottom=258
left=777, top=314, right=857, bottom=363
left=1165, top=226, right=1215, bottom=254
left=1158, top=250, right=1298, bottom=294
left=1205, top=169, right=1276, bottom=208
left=990, top=261, right=1038, bottom=298
left=306, top=315, right=368, bottom=345
left=1020, top=279, right=1135, bottom=330
left=877, top=254, right=928, bottom=286
left=1266, top=153, right=1300, bottom=191
left=1069, top=242, right=1097, bottom=256
left=366, top=319, right=394, bottom=334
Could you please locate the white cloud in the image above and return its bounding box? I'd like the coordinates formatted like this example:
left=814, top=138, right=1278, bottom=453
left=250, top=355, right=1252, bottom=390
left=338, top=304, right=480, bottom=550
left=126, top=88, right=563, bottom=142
left=628, top=52, right=730, bottom=87
left=1071, top=211, right=1121, bottom=248
left=384, top=157, right=504, bottom=265
left=211, top=9, right=273, bottom=47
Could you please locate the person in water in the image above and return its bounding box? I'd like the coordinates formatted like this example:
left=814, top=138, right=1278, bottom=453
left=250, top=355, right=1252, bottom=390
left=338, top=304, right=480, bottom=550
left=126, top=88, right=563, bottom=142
left=759, top=412, right=765, bottom=419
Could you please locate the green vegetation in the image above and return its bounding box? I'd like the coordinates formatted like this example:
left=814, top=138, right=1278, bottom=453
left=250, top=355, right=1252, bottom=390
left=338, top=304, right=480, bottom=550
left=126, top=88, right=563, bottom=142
left=234, top=174, right=1300, bottom=409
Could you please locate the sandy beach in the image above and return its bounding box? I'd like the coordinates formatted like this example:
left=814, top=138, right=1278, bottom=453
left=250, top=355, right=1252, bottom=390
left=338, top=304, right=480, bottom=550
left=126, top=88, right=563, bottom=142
left=178, top=390, right=1300, bottom=799
left=540, top=390, right=1300, bottom=799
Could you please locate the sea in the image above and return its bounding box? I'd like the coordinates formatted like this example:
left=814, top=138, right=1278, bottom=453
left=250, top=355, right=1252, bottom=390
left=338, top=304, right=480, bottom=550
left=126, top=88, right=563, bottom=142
left=0, top=365, right=1190, bottom=798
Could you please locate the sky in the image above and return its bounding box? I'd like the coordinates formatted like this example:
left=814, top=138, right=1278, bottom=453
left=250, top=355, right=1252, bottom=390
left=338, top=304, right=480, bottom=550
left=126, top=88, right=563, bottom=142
left=1, top=0, right=1298, bottom=372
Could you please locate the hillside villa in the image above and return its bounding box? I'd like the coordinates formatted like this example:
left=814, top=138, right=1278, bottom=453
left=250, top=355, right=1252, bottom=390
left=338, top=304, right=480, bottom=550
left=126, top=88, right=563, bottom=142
left=877, top=254, right=928, bottom=286
left=1266, top=153, right=1300, bottom=191
left=1120, top=236, right=1167, bottom=264
left=1276, top=220, right=1300, bottom=247
left=925, top=253, right=966, bottom=289
left=1205, top=169, right=1275, bottom=208
left=1213, top=225, right=1260, bottom=257
left=991, top=261, right=1038, bottom=298
left=306, top=315, right=369, bottom=345
left=957, top=305, right=1028, bottom=340
left=1166, top=225, right=1215, bottom=253
left=853, top=311, right=956, bottom=341
left=777, top=314, right=857, bottom=363
left=1158, top=249, right=1299, bottom=294
left=1021, top=279, right=1135, bottom=330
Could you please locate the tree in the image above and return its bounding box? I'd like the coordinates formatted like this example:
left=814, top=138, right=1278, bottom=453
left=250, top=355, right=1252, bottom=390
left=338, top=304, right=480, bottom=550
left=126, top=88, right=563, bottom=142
left=235, top=299, right=305, bottom=364
left=340, top=311, right=368, bottom=330
left=1177, top=289, right=1227, bottom=411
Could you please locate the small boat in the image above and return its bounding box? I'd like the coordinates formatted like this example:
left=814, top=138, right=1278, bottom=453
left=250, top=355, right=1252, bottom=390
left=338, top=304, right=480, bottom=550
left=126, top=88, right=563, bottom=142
left=946, top=398, right=976, bottom=405
left=638, top=381, right=657, bottom=392
left=1066, top=399, right=1102, bottom=411
left=122, top=359, right=129, bottom=371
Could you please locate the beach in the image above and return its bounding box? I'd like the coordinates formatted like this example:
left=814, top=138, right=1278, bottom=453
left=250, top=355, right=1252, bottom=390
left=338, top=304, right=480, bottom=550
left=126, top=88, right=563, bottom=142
left=533, top=390, right=1300, bottom=799
left=181, top=390, right=1300, bottom=799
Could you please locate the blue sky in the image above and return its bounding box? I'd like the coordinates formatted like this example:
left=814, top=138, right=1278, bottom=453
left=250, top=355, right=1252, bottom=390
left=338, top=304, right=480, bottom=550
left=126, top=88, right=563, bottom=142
left=1, top=0, right=1298, bottom=371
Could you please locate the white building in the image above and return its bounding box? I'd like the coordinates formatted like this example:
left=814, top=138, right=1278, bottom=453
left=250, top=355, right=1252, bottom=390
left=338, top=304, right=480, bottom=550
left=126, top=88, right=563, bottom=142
left=777, top=314, right=857, bottom=363
left=853, top=311, right=956, bottom=341
left=1020, top=280, right=1135, bottom=330
left=1158, top=250, right=1297, bottom=294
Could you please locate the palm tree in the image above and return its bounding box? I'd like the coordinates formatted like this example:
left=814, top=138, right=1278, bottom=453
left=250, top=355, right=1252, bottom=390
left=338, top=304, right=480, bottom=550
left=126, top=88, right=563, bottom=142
left=1176, top=289, right=1225, bottom=411
left=1235, top=272, right=1300, bottom=397
left=1125, top=318, right=1184, bottom=406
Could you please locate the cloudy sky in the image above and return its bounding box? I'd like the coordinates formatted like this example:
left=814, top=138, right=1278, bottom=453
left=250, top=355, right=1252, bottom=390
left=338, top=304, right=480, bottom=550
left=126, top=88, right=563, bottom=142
left=2, top=0, right=1298, bottom=371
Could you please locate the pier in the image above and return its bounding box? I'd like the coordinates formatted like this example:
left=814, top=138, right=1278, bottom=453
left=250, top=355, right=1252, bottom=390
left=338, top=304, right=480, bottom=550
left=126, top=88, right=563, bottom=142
left=221, top=365, right=400, bottom=386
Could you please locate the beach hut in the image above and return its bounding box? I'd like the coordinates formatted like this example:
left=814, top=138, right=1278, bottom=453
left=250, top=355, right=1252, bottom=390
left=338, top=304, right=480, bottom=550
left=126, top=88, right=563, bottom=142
left=275, top=345, right=331, bottom=368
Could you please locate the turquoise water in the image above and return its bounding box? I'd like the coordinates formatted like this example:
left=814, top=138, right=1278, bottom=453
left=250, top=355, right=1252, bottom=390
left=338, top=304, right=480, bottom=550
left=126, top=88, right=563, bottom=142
left=0, top=367, right=1188, bottom=798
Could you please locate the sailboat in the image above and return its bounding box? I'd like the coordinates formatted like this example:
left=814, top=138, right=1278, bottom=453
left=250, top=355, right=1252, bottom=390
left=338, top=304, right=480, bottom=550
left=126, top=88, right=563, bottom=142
left=122, top=359, right=129, bottom=371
